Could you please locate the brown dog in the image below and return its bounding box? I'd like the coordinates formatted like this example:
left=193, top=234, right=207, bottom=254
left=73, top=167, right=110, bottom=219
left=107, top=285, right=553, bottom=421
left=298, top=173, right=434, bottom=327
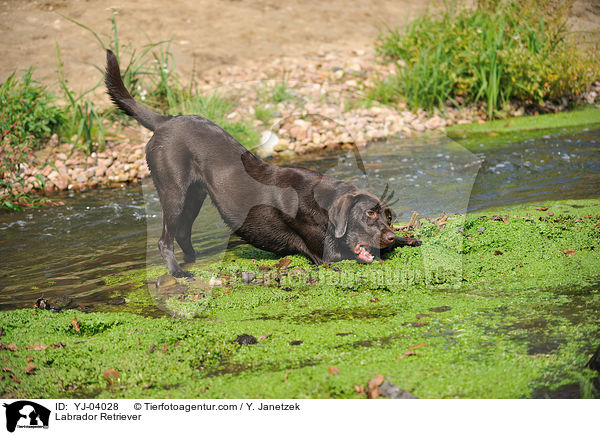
left=105, top=50, right=419, bottom=277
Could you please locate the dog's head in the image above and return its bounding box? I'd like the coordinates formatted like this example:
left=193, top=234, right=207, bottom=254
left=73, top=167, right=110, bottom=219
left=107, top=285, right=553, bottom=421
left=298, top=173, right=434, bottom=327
left=328, top=191, right=398, bottom=263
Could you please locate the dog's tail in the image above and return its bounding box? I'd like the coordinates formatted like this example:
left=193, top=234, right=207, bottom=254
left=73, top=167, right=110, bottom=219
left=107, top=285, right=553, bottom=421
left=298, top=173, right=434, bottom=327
left=104, top=49, right=170, bottom=131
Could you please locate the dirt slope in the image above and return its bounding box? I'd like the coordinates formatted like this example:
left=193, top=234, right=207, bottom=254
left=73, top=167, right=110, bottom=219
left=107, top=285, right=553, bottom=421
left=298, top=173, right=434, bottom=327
left=1, top=0, right=434, bottom=95
left=1, top=1, right=598, bottom=99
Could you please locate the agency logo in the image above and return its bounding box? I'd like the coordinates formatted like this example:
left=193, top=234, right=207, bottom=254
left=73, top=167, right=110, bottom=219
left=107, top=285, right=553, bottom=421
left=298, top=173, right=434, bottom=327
left=3, top=401, right=50, bottom=433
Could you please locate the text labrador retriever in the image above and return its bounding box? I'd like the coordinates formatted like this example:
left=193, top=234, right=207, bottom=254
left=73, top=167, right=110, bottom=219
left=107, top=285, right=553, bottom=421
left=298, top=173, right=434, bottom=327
left=105, top=50, right=420, bottom=277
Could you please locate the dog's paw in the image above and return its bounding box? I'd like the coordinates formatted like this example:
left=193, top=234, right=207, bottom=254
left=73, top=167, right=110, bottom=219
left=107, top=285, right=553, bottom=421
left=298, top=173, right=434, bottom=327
left=172, top=270, right=194, bottom=279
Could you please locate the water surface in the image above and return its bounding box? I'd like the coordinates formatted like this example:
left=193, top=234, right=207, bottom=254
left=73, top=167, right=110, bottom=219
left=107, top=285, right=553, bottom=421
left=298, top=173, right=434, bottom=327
left=1, top=125, right=599, bottom=309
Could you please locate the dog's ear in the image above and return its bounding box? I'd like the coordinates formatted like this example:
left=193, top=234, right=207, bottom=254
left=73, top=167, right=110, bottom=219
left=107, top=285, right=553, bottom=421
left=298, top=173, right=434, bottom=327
left=329, top=193, right=357, bottom=238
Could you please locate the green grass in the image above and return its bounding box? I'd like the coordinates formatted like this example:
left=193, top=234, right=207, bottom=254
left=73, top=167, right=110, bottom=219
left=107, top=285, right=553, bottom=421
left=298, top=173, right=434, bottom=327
left=55, top=44, right=105, bottom=153
left=0, top=68, right=62, bottom=210
left=372, top=1, right=600, bottom=118
left=447, top=106, right=600, bottom=134
left=162, top=90, right=259, bottom=149
left=254, top=105, right=275, bottom=124
left=1, top=198, right=598, bottom=398
left=258, top=76, right=294, bottom=106
left=0, top=15, right=261, bottom=210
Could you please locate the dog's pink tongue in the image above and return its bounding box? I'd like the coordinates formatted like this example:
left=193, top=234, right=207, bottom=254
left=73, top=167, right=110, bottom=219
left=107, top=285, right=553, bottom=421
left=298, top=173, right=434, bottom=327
left=357, top=247, right=374, bottom=263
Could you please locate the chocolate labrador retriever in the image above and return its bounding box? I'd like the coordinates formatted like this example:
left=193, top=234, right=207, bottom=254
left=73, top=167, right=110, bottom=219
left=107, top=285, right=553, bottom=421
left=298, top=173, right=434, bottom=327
left=105, top=50, right=420, bottom=277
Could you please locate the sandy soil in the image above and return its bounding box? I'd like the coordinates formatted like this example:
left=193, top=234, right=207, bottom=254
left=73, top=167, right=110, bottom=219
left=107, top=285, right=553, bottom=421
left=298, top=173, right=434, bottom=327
left=1, top=1, right=598, bottom=99
left=1, top=0, right=437, bottom=97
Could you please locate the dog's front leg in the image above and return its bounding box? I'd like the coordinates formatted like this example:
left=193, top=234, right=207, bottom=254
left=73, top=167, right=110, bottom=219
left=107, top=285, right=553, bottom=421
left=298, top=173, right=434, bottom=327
left=158, top=221, right=193, bottom=278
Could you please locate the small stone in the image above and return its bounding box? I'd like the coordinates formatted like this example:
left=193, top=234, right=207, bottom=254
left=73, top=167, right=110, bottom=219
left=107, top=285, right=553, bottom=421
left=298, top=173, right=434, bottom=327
left=379, top=381, right=418, bottom=399
left=95, top=165, right=107, bottom=177
left=156, top=274, right=177, bottom=289
left=241, top=271, right=256, bottom=284
left=209, top=277, right=225, bottom=286
left=235, top=334, right=258, bottom=345
left=289, top=125, right=307, bottom=141
left=107, top=297, right=126, bottom=306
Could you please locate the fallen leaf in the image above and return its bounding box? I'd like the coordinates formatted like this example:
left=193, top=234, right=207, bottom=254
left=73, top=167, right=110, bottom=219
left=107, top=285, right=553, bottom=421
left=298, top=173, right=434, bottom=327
left=6, top=343, right=18, bottom=352
left=0, top=327, right=3, bottom=337
left=437, top=215, right=448, bottom=230
left=411, top=322, right=429, bottom=327
left=289, top=340, right=303, bottom=346
left=547, top=212, right=554, bottom=217
left=26, top=357, right=34, bottom=362
left=148, top=344, right=157, bottom=354
left=564, top=249, right=576, bottom=256
left=25, top=363, right=36, bottom=375
left=2, top=367, right=13, bottom=373
left=328, top=366, right=340, bottom=375
left=142, top=381, right=154, bottom=390
left=535, top=207, right=548, bottom=211
left=275, top=258, right=292, bottom=269
left=370, top=298, right=379, bottom=303
left=72, top=317, right=80, bottom=333
left=367, top=374, right=384, bottom=399
left=494, top=250, right=503, bottom=255
left=162, top=344, right=167, bottom=354
left=408, top=343, right=427, bottom=350
left=224, top=288, right=232, bottom=294
left=415, top=313, right=430, bottom=319
left=104, top=369, right=120, bottom=384
left=258, top=334, right=273, bottom=342
left=26, top=343, right=47, bottom=351
left=50, top=342, right=65, bottom=349
left=403, top=350, right=416, bottom=357
left=354, top=384, right=365, bottom=395
left=174, top=341, right=180, bottom=347
left=10, top=374, right=20, bottom=384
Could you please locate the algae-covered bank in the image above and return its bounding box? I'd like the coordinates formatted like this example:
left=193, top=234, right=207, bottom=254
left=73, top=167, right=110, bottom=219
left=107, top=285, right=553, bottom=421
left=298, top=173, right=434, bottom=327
left=1, top=199, right=599, bottom=399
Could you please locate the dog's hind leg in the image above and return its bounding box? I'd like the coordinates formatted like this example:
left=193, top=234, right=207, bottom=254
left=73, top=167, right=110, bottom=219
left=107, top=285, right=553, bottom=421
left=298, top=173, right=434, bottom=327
left=157, top=189, right=193, bottom=278
left=176, top=183, right=207, bottom=264
left=158, top=219, right=191, bottom=278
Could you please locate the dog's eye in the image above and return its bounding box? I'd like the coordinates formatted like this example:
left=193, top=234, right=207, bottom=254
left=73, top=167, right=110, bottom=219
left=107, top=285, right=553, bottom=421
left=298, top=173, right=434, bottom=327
left=366, top=210, right=376, bottom=218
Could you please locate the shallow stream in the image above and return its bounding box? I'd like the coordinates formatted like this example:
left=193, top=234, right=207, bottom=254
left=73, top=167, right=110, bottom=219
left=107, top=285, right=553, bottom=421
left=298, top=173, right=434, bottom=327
left=1, top=125, right=599, bottom=310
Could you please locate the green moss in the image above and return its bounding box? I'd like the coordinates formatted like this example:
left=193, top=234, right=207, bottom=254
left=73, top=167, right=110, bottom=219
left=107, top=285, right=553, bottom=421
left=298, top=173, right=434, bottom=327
left=1, top=198, right=598, bottom=398
left=447, top=106, right=600, bottom=135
